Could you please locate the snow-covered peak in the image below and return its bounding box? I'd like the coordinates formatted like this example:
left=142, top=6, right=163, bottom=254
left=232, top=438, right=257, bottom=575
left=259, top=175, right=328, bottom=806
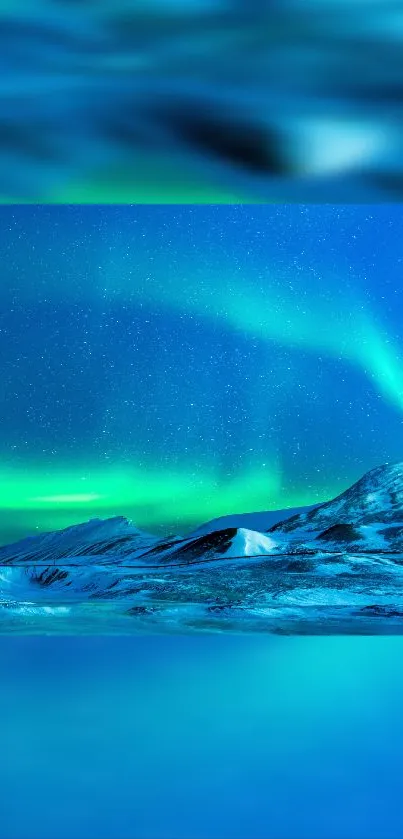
left=0, top=516, right=159, bottom=566
left=135, top=525, right=279, bottom=566
left=224, top=528, right=278, bottom=558
left=271, top=462, right=403, bottom=536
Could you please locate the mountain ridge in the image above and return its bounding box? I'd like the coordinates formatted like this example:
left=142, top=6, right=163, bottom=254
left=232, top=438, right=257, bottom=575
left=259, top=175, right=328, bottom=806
left=1, top=461, right=403, bottom=567
left=269, top=461, right=403, bottom=552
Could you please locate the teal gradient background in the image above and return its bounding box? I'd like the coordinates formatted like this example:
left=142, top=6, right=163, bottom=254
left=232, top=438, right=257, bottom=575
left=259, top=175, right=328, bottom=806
left=3, top=204, right=403, bottom=837
left=2, top=636, right=403, bottom=839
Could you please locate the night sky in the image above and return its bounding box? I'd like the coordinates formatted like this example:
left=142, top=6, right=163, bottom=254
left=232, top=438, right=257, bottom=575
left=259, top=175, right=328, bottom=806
left=1, top=204, right=403, bottom=545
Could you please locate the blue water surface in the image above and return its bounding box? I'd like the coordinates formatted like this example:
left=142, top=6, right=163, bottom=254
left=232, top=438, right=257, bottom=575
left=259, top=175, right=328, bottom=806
left=1, top=636, right=403, bottom=839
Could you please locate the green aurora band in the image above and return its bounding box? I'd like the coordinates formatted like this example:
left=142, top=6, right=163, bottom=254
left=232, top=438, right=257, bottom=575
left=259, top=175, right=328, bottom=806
left=0, top=461, right=339, bottom=544
left=3, top=270, right=402, bottom=543
left=111, top=273, right=403, bottom=413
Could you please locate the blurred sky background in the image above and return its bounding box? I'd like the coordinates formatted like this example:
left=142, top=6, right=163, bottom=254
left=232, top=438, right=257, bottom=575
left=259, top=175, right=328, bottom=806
left=2, top=0, right=403, bottom=202
left=3, top=6, right=403, bottom=839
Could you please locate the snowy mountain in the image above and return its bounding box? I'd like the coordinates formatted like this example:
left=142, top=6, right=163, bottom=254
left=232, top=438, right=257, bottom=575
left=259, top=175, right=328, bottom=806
left=0, top=522, right=279, bottom=609
left=140, top=526, right=278, bottom=566
left=269, top=462, right=403, bottom=553
left=0, top=519, right=279, bottom=571
left=0, top=516, right=160, bottom=567
left=2, top=462, right=403, bottom=573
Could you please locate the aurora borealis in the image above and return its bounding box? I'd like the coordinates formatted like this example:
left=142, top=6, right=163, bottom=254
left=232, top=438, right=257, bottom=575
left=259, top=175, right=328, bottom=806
left=2, top=203, right=403, bottom=545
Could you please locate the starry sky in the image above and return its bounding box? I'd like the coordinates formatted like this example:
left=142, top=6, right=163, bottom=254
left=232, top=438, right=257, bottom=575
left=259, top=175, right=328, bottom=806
left=1, top=203, right=403, bottom=545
